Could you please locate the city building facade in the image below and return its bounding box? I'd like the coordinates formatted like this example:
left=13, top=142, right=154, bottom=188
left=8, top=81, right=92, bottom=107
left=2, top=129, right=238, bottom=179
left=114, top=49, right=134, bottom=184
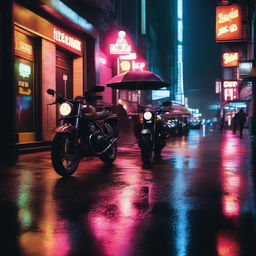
left=216, top=0, right=256, bottom=128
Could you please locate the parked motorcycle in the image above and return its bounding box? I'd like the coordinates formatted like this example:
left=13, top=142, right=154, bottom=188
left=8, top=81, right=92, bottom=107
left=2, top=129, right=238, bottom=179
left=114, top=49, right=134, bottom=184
left=47, top=86, right=118, bottom=177
left=135, top=101, right=171, bottom=164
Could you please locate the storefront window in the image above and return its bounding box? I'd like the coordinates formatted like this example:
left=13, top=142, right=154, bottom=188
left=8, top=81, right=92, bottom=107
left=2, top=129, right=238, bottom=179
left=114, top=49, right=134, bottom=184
left=15, top=57, right=34, bottom=132
left=14, top=29, right=37, bottom=142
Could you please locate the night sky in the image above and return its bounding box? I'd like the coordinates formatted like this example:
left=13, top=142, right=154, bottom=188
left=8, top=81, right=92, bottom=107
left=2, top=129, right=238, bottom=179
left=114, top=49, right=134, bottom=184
left=184, top=0, right=220, bottom=118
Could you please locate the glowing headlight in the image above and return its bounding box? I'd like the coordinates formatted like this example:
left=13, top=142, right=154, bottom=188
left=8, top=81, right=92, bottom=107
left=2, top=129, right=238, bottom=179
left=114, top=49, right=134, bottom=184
left=59, top=102, right=72, bottom=116
left=144, top=111, right=152, bottom=120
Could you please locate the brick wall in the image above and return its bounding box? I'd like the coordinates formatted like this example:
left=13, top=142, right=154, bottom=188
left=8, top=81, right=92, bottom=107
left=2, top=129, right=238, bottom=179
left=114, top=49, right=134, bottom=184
left=73, top=57, right=83, bottom=97
left=41, top=39, right=56, bottom=141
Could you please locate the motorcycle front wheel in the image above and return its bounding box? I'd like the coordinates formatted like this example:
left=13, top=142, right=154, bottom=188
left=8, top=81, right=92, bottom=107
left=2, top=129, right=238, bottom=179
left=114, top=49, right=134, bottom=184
left=141, top=134, right=153, bottom=165
left=51, top=133, right=80, bottom=177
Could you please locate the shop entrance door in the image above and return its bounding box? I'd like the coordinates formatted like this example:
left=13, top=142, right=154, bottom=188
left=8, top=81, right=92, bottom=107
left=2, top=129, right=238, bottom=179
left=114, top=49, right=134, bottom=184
left=56, top=49, right=73, bottom=122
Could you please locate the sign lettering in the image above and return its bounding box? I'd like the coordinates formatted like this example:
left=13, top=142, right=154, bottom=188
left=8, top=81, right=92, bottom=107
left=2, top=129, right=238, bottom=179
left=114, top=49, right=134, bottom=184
left=19, top=63, right=31, bottom=78
left=223, top=52, right=239, bottom=67
left=222, top=81, right=239, bottom=103
left=53, top=28, right=82, bottom=52
left=216, top=5, right=242, bottom=41
left=118, top=59, right=146, bottom=74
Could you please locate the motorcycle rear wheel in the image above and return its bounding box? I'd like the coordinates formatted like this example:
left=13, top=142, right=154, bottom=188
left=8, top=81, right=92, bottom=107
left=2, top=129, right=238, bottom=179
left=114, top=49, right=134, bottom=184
left=51, top=133, right=80, bottom=177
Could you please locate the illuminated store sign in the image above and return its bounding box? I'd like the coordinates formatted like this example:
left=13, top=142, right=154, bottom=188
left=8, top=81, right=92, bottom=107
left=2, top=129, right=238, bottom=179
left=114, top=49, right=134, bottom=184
left=216, top=5, right=242, bottom=41
left=16, top=61, right=33, bottom=96
left=222, top=81, right=239, bottom=103
left=152, top=89, right=170, bottom=100
left=222, top=52, right=239, bottom=67
left=118, top=59, right=145, bottom=74
left=119, top=53, right=137, bottom=60
left=110, top=31, right=131, bottom=54
left=19, top=63, right=31, bottom=78
left=53, top=27, right=82, bottom=53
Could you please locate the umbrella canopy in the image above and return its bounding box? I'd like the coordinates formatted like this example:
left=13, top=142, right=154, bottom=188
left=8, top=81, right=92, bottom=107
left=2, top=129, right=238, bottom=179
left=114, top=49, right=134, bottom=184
left=106, top=70, right=170, bottom=90
left=165, top=104, right=191, bottom=117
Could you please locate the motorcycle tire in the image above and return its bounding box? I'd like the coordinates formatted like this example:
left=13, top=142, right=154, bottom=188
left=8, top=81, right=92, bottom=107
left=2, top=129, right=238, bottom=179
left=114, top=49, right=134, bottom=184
left=154, top=132, right=164, bottom=158
left=99, top=141, right=117, bottom=164
left=141, top=135, right=153, bottom=165
left=51, top=133, right=80, bottom=177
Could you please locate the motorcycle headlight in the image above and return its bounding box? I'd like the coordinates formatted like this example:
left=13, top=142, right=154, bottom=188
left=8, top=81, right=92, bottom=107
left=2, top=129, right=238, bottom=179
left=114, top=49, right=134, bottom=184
left=144, top=111, right=152, bottom=120
left=59, top=102, right=73, bottom=116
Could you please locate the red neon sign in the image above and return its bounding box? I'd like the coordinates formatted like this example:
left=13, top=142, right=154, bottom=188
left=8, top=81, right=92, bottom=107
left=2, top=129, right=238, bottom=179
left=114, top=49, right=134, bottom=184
left=110, top=31, right=131, bottom=54
left=222, top=52, right=239, bottom=67
left=222, top=81, right=239, bottom=103
left=216, top=5, right=242, bottom=41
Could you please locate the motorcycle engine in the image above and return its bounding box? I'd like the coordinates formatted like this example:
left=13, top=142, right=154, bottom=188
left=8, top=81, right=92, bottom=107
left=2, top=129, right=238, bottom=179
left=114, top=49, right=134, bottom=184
left=90, top=129, right=109, bottom=154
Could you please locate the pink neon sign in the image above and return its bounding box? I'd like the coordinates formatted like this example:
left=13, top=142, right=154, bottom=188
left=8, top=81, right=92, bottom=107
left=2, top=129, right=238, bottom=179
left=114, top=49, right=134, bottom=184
left=222, top=81, right=239, bottom=103
left=110, top=31, right=131, bottom=54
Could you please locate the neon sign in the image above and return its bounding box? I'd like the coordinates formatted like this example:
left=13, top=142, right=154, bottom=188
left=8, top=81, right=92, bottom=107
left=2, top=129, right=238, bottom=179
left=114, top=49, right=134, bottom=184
left=53, top=28, right=82, bottom=52
left=223, top=52, right=239, bottom=67
left=216, top=5, right=242, bottom=41
left=17, top=62, right=32, bottom=96
left=222, top=81, right=239, bottom=103
left=118, top=59, right=145, bottom=74
left=119, top=53, right=137, bottom=60
left=110, top=31, right=131, bottom=54
left=19, top=63, right=31, bottom=78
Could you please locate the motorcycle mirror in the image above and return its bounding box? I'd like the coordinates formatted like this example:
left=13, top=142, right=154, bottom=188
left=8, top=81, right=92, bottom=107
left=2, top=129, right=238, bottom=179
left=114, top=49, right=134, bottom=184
left=162, top=101, right=171, bottom=107
left=47, top=89, right=55, bottom=96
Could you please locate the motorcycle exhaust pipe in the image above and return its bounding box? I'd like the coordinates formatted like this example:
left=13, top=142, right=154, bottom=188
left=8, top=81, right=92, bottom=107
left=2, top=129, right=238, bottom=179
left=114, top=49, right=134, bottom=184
left=89, top=136, right=117, bottom=155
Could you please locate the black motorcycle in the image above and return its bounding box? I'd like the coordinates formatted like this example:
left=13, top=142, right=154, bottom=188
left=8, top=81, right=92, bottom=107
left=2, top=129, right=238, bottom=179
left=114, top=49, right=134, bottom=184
left=135, top=101, right=171, bottom=164
left=47, top=86, right=118, bottom=177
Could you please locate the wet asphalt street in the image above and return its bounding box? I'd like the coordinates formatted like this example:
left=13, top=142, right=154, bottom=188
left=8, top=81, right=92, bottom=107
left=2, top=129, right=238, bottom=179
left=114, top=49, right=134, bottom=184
left=1, top=128, right=256, bottom=256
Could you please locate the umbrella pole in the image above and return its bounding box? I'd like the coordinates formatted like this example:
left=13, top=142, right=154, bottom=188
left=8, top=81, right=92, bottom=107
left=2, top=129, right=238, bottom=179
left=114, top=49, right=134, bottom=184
left=116, top=89, right=119, bottom=104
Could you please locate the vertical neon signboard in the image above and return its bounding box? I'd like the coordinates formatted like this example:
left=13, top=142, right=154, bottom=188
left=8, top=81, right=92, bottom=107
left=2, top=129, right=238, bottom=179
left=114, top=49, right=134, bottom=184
left=222, top=81, right=239, bottom=104
left=176, top=0, right=184, bottom=105
left=216, top=5, right=242, bottom=41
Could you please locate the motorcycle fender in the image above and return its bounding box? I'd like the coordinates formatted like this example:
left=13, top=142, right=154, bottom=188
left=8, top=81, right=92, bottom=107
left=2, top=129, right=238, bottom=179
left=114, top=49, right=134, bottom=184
left=141, top=129, right=151, bottom=135
left=53, top=125, right=75, bottom=133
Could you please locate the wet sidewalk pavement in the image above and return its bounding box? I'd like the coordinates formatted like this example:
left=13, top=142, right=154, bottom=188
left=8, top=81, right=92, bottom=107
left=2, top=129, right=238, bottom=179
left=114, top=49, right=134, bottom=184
left=1, top=129, right=256, bottom=256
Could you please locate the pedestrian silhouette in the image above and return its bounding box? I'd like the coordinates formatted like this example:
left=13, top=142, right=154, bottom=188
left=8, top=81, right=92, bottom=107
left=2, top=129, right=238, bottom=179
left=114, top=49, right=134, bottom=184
left=233, top=109, right=247, bottom=138
left=117, top=104, right=129, bottom=135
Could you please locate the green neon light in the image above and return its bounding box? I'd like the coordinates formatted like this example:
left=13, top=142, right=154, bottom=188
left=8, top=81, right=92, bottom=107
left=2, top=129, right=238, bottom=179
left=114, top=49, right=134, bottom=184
left=19, top=63, right=31, bottom=78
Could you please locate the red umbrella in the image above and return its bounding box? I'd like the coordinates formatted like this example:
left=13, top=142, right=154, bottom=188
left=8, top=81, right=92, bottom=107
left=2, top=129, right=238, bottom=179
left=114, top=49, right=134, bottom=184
left=106, top=70, right=170, bottom=90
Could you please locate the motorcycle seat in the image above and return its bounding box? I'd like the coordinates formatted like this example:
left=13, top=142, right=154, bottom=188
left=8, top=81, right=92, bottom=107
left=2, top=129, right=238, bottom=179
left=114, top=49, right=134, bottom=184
left=93, top=110, right=110, bottom=120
